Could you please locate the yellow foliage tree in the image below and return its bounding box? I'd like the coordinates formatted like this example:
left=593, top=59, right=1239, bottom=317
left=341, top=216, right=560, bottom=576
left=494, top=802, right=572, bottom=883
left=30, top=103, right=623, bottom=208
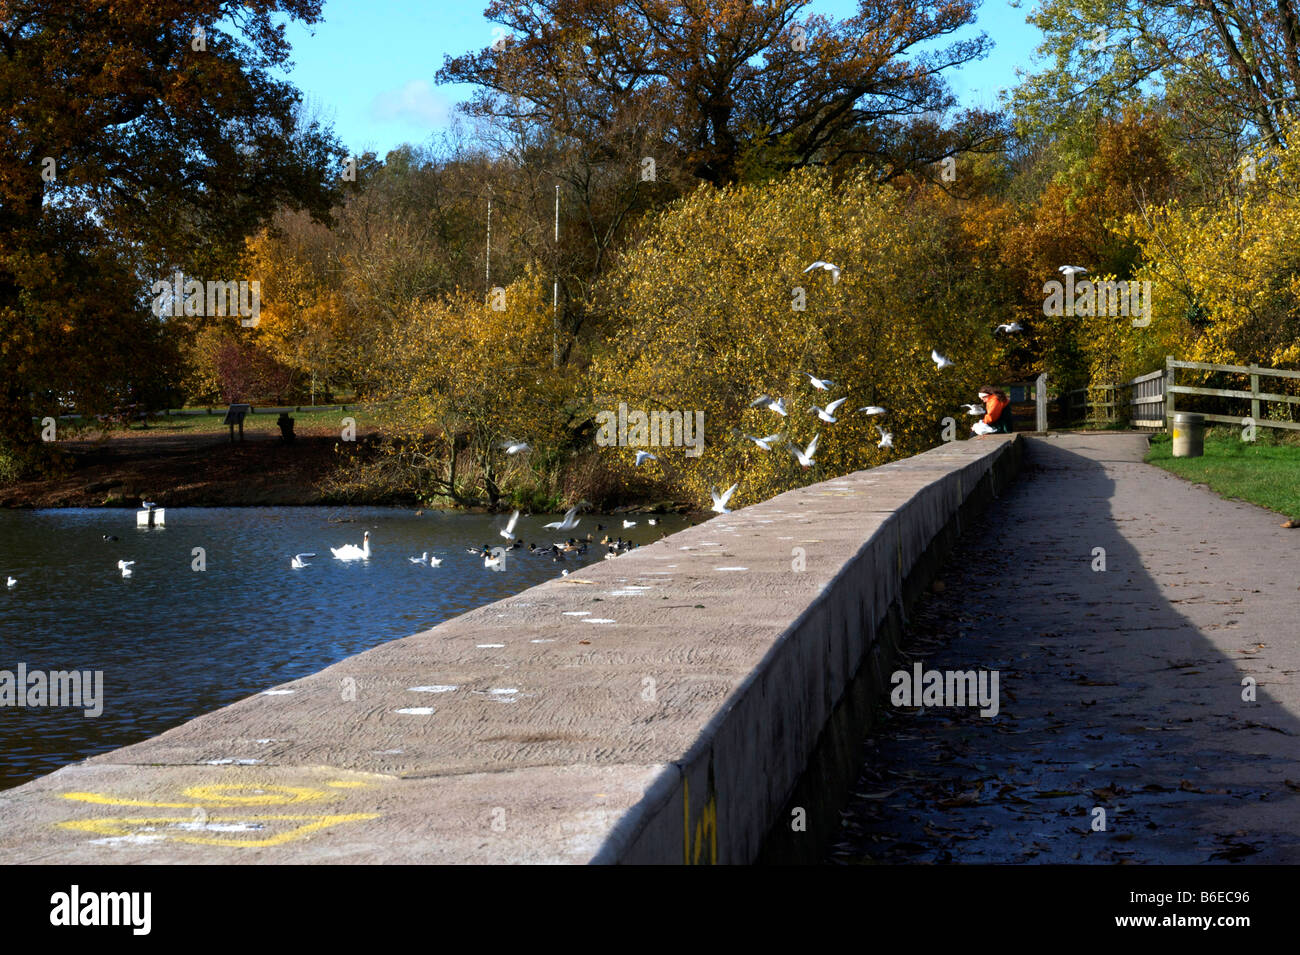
left=589, top=168, right=1004, bottom=510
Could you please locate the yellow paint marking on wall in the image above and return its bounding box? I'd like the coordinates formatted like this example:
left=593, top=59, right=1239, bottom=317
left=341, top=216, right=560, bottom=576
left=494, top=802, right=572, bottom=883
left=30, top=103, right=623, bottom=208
left=61, top=784, right=330, bottom=808
left=57, top=813, right=380, bottom=848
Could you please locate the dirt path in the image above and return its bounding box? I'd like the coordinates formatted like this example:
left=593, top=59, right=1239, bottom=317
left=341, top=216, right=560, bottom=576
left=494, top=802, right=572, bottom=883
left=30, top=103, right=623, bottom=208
left=830, top=433, right=1300, bottom=864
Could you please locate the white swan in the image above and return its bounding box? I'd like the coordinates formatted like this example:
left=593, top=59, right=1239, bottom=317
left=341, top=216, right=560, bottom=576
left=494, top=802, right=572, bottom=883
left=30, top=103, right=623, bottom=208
left=331, top=531, right=371, bottom=561
left=291, top=553, right=316, bottom=569
left=118, top=559, right=134, bottom=578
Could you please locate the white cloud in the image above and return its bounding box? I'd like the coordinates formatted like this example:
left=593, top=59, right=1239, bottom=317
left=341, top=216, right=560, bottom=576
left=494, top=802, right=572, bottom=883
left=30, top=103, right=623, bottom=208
left=369, top=79, right=451, bottom=128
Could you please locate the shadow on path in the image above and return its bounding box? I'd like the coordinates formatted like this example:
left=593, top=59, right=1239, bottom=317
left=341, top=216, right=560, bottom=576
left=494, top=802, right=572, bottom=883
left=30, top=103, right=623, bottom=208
left=829, top=434, right=1300, bottom=864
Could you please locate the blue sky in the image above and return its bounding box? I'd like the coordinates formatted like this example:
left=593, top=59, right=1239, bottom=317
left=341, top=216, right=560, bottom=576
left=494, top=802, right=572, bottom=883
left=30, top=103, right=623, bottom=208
left=280, top=0, right=1046, bottom=158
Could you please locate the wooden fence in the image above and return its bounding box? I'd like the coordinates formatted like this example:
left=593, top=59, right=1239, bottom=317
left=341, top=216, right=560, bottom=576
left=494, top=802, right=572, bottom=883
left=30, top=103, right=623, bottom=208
left=1065, top=357, right=1300, bottom=431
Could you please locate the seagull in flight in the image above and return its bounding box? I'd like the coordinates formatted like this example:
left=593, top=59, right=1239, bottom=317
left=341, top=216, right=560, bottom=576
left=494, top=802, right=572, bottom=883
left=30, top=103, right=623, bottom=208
left=543, top=506, right=581, bottom=531
left=1058, top=265, right=1088, bottom=276
left=803, top=261, right=841, bottom=284
left=740, top=432, right=782, bottom=450
left=858, top=406, right=886, bottom=416
left=788, top=433, right=819, bottom=467
left=961, top=403, right=985, bottom=415
left=291, top=553, right=316, bottom=569
left=118, top=559, right=135, bottom=578
left=810, top=397, right=847, bottom=423
left=502, top=440, right=530, bottom=455
left=995, top=322, right=1023, bottom=334
left=500, top=509, right=520, bottom=540
left=931, top=349, right=953, bottom=370
left=876, top=426, right=893, bottom=449
left=804, top=373, right=834, bottom=391
left=750, top=394, right=787, bottom=416
left=635, top=451, right=657, bottom=466
left=710, top=483, right=739, bottom=514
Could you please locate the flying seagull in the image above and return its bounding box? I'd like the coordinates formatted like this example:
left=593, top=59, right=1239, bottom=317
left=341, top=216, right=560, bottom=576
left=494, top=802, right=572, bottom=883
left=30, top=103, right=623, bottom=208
left=711, top=483, right=739, bottom=514
left=788, top=433, right=819, bottom=468
left=876, top=425, right=893, bottom=449
left=810, top=397, right=847, bottom=423
left=1058, top=265, right=1088, bottom=276
left=543, top=506, right=581, bottom=531
left=118, top=559, right=135, bottom=578
left=500, top=509, right=520, bottom=540
left=635, top=451, right=657, bottom=466
left=803, top=261, right=841, bottom=284
left=749, top=394, right=787, bottom=416
left=961, top=403, right=985, bottom=415
left=291, top=553, right=316, bottom=569
left=858, top=406, right=886, bottom=416
left=804, top=373, right=834, bottom=391
left=740, top=432, right=782, bottom=450
left=995, top=322, right=1023, bottom=334
left=931, top=349, right=953, bottom=370
left=502, top=440, right=530, bottom=455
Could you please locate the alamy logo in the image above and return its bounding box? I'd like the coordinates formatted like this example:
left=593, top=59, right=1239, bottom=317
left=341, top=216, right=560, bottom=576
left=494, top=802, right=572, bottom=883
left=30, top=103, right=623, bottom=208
left=50, top=885, right=151, bottom=935
left=151, top=272, right=261, bottom=327
left=1043, top=272, right=1151, bottom=327
left=0, top=663, right=103, bottom=717
left=595, top=402, right=704, bottom=457
left=890, top=662, right=999, bottom=717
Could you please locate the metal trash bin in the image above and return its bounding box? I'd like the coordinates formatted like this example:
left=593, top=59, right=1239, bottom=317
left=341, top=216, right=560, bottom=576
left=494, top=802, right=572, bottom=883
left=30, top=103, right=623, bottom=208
left=1171, top=411, right=1205, bottom=458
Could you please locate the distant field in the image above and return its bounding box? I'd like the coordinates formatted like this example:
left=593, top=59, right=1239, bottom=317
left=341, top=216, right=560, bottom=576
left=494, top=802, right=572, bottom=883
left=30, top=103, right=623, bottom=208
left=1146, top=427, right=1300, bottom=520
left=50, top=405, right=379, bottom=440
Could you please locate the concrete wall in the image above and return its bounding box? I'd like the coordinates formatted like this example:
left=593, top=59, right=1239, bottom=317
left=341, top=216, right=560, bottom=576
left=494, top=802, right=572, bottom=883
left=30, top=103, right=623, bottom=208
left=597, top=435, right=1023, bottom=863
left=0, top=435, right=1021, bottom=865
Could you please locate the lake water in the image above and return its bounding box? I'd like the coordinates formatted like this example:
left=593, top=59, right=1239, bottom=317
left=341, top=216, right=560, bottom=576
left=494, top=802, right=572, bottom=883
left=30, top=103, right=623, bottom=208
left=0, top=506, right=690, bottom=789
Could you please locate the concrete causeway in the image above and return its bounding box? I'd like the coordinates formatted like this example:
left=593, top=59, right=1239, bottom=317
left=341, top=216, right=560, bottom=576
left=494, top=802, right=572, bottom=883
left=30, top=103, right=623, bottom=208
left=0, top=433, right=1021, bottom=863
left=830, top=433, right=1300, bottom=863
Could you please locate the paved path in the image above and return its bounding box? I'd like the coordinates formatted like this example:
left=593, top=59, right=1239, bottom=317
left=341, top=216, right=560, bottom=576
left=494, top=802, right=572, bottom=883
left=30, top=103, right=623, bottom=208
left=830, top=433, right=1300, bottom=864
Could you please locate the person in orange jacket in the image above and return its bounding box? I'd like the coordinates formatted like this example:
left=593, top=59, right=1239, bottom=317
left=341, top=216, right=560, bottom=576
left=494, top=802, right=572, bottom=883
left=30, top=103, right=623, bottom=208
left=974, top=387, right=1013, bottom=435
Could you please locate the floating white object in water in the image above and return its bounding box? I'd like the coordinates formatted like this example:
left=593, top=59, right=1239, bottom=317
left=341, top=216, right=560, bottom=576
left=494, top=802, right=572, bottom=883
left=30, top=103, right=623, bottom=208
left=5, top=576, right=15, bottom=588
left=429, top=556, right=443, bottom=567
left=623, top=519, right=637, bottom=528
left=117, top=559, right=134, bottom=578
left=331, top=530, right=371, bottom=561
left=409, top=551, right=429, bottom=564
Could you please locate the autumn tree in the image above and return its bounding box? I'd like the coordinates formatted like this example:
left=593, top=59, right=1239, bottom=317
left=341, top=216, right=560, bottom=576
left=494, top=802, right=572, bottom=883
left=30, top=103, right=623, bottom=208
left=0, top=0, right=341, bottom=470
left=438, top=0, right=1003, bottom=188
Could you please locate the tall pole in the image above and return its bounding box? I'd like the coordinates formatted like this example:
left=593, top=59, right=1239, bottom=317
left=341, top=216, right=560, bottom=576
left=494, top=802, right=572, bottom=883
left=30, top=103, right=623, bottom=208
left=552, top=183, right=560, bottom=369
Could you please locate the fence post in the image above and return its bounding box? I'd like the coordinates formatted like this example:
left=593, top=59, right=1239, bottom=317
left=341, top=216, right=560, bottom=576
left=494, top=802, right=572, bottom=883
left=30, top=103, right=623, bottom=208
left=1164, top=355, right=1175, bottom=428
left=1036, top=373, right=1047, bottom=432
left=1249, top=364, right=1260, bottom=423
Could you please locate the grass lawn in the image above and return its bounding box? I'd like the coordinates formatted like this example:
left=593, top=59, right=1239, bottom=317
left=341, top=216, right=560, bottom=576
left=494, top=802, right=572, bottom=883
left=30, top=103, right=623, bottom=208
left=1146, top=427, right=1300, bottom=520
left=55, top=405, right=378, bottom=439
